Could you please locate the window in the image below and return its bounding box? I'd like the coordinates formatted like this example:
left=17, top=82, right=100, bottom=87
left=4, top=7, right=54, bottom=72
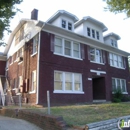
left=96, top=31, right=100, bottom=40
left=54, top=37, right=81, bottom=59
left=32, top=34, right=39, bottom=54
left=64, top=40, right=71, bottom=56
left=90, top=47, right=103, bottom=63
left=68, top=22, right=72, bottom=30
left=14, top=78, right=17, bottom=89
left=18, top=76, right=23, bottom=88
left=87, top=27, right=91, bottom=36
left=112, top=78, right=127, bottom=93
left=92, top=29, right=95, bottom=38
left=54, top=71, right=83, bottom=93
left=109, top=53, right=124, bottom=68
left=17, top=48, right=23, bottom=58
left=31, top=70, right=36, bottom=92
left=54, top=37, right=62, bottom=54
left=62, top=20, right=66, bottom=28
left=111, top=39, right=117, bottom=47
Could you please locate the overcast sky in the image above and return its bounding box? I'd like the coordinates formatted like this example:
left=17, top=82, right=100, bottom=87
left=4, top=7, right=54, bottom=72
left=1, top=0, right=130, bottom=53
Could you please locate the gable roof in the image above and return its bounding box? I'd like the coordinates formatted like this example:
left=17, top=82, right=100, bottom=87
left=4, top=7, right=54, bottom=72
left=104, top=32, right=121, bottom=40
left=4, top=19, right=44, bottom=55
left=74, top=16, right=108, bottom=32
left=46, top=10, right=79, bottom=23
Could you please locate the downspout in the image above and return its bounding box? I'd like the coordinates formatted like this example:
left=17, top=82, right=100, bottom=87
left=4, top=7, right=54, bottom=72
left=36, top=22, right=45, bottom=104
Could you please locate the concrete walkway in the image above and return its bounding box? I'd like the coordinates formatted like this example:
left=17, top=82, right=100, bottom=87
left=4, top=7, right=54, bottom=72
left=0, top=116, right=42, bottom=130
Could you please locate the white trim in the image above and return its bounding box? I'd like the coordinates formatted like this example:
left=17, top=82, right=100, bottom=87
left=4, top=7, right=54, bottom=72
left=88, top=78, right=92, bottom=80
left=18, top=61, right=23, bottom=65
left=31, top=52, right=37, bottom=57
left=90, top=61, right=104, bottom=65
left=112, top=92, right=128, bottom=94
left=29, top=90, right=36, bottom=94
left=53, top=91, right=84, bottom=94
left=90, top=69, right=106, bottom=74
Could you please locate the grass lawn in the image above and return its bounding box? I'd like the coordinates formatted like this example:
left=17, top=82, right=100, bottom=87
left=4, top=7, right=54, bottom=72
left=34, top=102, right=130, bottom=127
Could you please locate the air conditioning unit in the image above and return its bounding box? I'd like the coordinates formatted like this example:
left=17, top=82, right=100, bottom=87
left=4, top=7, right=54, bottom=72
left=17, top=57, right=23, bottom=62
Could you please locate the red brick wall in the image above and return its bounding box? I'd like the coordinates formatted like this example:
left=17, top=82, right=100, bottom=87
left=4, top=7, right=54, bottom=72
left=7, top=39, right=37, bottom=104
left=38, top=31, right=130, bottom=105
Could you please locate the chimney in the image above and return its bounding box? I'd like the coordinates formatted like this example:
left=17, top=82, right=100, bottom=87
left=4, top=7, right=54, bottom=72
left=31, top=9, right=38, bottom=20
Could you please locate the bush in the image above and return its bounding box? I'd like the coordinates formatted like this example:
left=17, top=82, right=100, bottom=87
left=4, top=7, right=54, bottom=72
left=112, top=89, right=123, bottom=103
left=121, top=96, right=130, bottom=102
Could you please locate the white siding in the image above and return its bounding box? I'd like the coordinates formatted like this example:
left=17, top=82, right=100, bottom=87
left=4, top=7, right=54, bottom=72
left=74, top=24, right=84, bottom=35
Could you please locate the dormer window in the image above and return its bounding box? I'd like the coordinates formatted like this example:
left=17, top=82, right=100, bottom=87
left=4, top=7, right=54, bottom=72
left=111, top=39, right=117, bottom=47
left=96, top=31, right=100, bottom=40
left=92, top=29, right=95, bottom=38
left=68, top=22, right=72, bottom=30
left=87, top=27, right=91, bottom=36
left=62, top=20, right=66, bottom=28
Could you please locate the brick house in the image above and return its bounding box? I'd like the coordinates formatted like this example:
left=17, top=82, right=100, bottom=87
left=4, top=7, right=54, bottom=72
left=2, top=9, right=130, bottom=106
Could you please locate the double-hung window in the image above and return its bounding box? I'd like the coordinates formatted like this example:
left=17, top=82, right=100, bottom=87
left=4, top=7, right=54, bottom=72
left=109, top=53, right=124, bottom=68
left=18, top=76, right=23, bottom=88
left=111, top=39, right=117, bottom=48
left=87, top=27, right=91, bottom=37
left=92, top=29, right=95, bottom=38
left=54, top=71, right=83, bottom=93
left=90, top=47, right=103, bottom=63
left=30, top=70, right=36, bottom=92
left=32, top=34, right=39, bottom=54
left=112, top=78, right=127, bottom=93
left=68, top=22, right=72, bottom=30
left=96, top=31, right=100, bottom=40
left=62, top=20, right=66, bottom=28
left=54, top=37, right=81, bottom=59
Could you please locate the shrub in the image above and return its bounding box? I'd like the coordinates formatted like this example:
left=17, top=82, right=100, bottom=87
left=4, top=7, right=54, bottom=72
left=112, top=89, right=123, bottom=103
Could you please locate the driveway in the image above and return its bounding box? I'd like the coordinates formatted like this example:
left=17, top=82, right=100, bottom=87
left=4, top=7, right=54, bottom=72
left=0, top=116, right=42, bottom=130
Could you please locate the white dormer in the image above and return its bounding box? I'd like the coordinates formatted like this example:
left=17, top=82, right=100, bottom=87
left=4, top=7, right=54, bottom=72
left=74, top=16, right=108, bottom=42
left=104, top=32, right=120, bottom=48
left=46, top=10, right=79, bottom=32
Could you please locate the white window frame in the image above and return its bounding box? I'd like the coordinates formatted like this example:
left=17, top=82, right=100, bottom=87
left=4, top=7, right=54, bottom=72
left=18, top=76, right=23, bottom=88
left=92, top=29, right=95, bottom=38
left=87, top=27, right=91, bottom=37
left=54, top=71, right=84, bottom=94
left=61, top=19, right=66, bottom=29
left=96, top=31, right=100, bottom=40
left=90, top=47, right=103, bottom=64
left=68, top=22, right=72, bottom=31
left=30, top=70, right=36, bottom=93
left=61, top=19, right=73, bottom=31
left=32, top=34, right=38, bottom=56
left=109, top=53, right=124, bottom=69
left=112, top=78, right=127, bottom=94
left=111, top=39, right=117, bottom=48
left=54, top=36, right=81, bottom=60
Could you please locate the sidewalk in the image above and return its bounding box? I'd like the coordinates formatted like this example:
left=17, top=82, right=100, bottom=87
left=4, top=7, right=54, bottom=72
left=0, top=116, right=42, bottom=130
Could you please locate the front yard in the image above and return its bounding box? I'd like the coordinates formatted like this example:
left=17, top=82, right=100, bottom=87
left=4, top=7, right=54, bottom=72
left=35, top=103, right=130, bottom=127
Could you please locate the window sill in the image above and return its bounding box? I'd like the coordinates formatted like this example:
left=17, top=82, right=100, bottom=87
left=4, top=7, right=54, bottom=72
left=53, top=91, right=84, bottom=94
left=110, top=65, right=125, bottom=70
left=29, top=90, right=36, bottom=94
left=31, top=52, right=37, bottom=57
left=10, top=63, right=13, bottom=66
left=54, top=53, right=83, bottom=61
left=18, top=61, right=23, bottom=65
left=112, top=92, right=128, bottom=94
left=90, top=61, right=104, bottom=65
left=12, top=88, right=16, bottom=90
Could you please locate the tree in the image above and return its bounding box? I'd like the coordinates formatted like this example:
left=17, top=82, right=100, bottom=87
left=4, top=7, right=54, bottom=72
left=104, top=0, right=130, bottom=18
left=0, top=0, right=23, bottom=46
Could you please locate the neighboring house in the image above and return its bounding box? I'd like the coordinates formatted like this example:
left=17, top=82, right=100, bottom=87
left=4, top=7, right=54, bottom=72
left=2, top=9, right=130, bottom=106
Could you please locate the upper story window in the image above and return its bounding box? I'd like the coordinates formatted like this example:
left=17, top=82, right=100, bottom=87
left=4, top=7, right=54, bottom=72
left=62, top=20, right=66, bottom=28
left=18, top=76, right=23, bottom=88
left=112, top=78, right=127, bottom=94
left=32, top=34, right=39, bottom=55
left=54, top=71, right=83, bottom=93
left=111, top=39, right=117, bottom=47
left=89, top=47, right=103, bottom=64
left=92, top=29, right=95, bottom=38
left=68, top=22, right=72, bottom=30
left=109, top=53, right=124, bottom=68
left=87, top=27, right=100, bottom=40
left=61, top=19, right=73, bottom=31
left=15, top=25, right=25, bottom=45
left=54, top=37, right=81, bottom=59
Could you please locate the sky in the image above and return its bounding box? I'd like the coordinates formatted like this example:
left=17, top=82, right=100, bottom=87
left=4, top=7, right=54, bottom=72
left=1, top=0, right=130, bottom=53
